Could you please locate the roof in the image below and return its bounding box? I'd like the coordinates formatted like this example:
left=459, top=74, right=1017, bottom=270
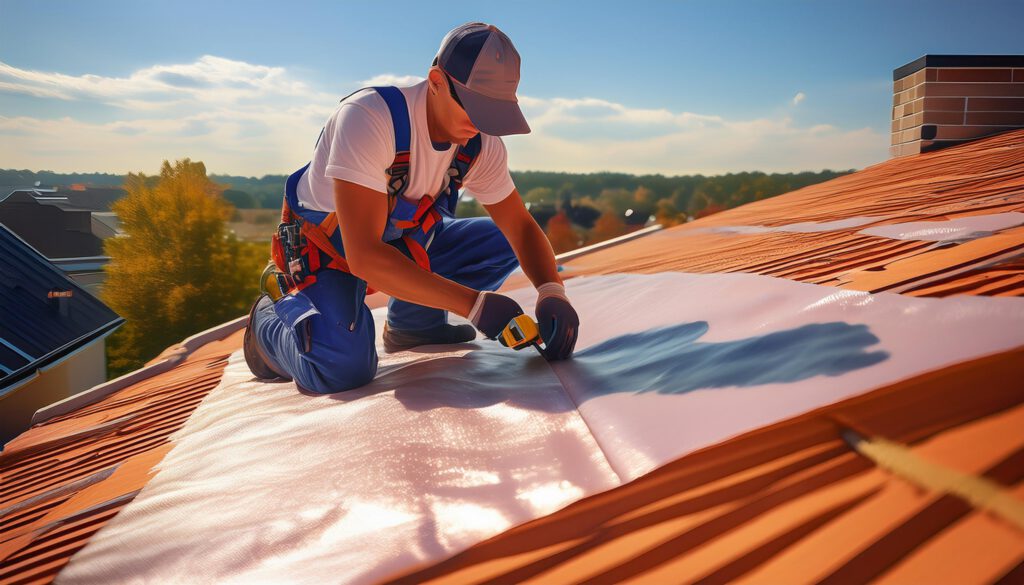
left=0, top=325, right=242, bottom=584
left=0, top=187, right=126, bottom=213
left=0, top=191, right=106, bottom=259
left=0, top=187, right=57, bottom=202
left=1, top=128, right=1022, bottom=584
left=0, top=224, right=123, bottom=396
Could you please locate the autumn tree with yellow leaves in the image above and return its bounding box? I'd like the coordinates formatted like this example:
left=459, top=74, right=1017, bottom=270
left=102, top=159, right=264, bottom=377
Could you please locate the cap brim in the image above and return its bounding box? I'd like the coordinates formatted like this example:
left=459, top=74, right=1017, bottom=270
left=452, top=83, right=531, bottom=136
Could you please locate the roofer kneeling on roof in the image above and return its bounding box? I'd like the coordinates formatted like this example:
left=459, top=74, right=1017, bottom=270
left=243, top=22, right=579, bottom=393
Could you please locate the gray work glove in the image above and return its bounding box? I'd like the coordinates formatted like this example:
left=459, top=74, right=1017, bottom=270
left=468, top=291, right=525, bottom=340
left=535, top=282, right=578, bottom=361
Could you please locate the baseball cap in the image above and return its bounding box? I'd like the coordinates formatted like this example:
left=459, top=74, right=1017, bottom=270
left=434, top=22, right=531, bottom=136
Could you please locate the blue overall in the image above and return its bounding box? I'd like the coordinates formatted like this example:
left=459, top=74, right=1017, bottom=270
left=251, top=87, right=520, bottom=394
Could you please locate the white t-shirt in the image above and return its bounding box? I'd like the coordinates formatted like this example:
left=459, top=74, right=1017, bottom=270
left=296, top=80, right=516, bottom=212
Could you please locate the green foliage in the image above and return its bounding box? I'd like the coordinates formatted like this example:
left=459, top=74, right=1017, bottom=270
left=101, top=159, right=266, bottom=378
left=210, top=173, right=289, bottom=208
left=222, top=188, right=257, bottom=209
left=455, top=197, right=486, bottom=218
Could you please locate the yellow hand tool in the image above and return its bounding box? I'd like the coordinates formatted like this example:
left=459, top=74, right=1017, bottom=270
left=498, top=314, right=544, bottom=354
left=260, top=262, right=287, bottom=302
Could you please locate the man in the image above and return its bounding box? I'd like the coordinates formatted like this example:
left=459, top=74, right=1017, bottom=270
left=244, top=22, right=579, bottom=393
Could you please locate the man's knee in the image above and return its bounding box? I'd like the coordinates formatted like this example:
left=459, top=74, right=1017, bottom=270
left=299, top=352, right=378, bottom=394
left=289, top=313, right=379, bottom=394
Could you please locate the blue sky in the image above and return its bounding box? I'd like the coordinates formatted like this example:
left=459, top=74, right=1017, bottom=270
left=1, top=0, right=1022, bottom=176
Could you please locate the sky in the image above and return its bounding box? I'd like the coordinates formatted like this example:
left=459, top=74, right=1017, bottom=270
left=1, top=0, right=1022, bottom=178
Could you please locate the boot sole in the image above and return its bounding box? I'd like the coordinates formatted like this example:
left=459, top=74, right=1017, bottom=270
left=244, top=295, right=290, bottom=380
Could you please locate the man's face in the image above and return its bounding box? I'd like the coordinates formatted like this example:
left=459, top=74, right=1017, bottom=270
left=431, top=68, right=478, bottom=145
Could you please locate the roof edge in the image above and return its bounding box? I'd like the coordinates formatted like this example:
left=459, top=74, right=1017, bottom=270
left=555, top=224, right=663, bottom=263
left=0, top=318, right=125, bottom=399
left=894, top=54, right=1024, bottom=80
left=30, top=314, right=247, bottom=426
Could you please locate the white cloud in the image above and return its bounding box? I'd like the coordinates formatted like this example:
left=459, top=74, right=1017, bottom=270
left=358, top=74, right=425, bottom=87
left=0, top=56, right=326, bottom=109
left=0, top=58, right=887, bottom=176
left=505, top=94, right=885, bottom=175
left=792, top=91, right=806, bottom=105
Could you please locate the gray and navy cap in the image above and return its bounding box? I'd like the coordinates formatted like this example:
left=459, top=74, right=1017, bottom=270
left=434, top=22, right=531, bottom=136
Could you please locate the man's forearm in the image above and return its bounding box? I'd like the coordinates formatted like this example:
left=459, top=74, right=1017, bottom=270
left=352, top=244, right=479, bottom=318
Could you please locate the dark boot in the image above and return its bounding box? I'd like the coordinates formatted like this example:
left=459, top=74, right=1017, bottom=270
left=382, top=322, right=478, bottom=354
left=243, top=294, right=291, bottom=380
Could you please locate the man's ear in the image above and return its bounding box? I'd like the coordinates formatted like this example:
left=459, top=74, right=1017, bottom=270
left=427, top=68, right=445, bottom=95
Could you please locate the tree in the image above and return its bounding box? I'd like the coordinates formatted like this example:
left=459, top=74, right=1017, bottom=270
left=588, top=210, right=629, bottom=244
left=456, top=197, right=485, bottom=218
left=523, top=187, right=554, bottom=205
left=545, top=210, right=580, bottom=254
left=102, top=159, right=262, bottom=377
left=655, top=199, right=686, bottom=227
left=222, top=188, right=257, bottom=209
left=628, top=185, right=656, bottom=225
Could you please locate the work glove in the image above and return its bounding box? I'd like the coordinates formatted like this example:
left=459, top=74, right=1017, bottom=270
left=535, top=282, right=579, bottom=361
left=468, top=291, right=525, bottom=340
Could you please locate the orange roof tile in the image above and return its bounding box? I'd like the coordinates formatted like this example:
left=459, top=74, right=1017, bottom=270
left=0, top=329, right=243, bottom=584
left=512, top=129, right=1024, bottom=298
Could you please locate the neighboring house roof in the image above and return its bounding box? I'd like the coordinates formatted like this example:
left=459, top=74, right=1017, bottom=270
left=1, top=129, right=1022, bottom=584
left=0, top=187, right=57, bottom=202
left=0, top=191, right=106, bottom=258
left=0, top=224, right=123, bottom=396
left=0, top=187, right=126, bottom=213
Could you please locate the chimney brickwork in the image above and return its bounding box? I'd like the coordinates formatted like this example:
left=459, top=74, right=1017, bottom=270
left=890, top=55, right=1024, bottom=158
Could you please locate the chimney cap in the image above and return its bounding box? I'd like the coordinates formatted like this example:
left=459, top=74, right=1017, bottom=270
left=894, top=54, right=1024, bottom=80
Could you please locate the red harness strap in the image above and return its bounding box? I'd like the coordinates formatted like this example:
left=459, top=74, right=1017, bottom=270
left=390, top=194, right=442, bottom=273
left=277, top=151, right=456, bottom=296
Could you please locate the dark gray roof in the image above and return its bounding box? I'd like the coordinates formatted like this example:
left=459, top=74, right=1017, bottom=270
left=0, top=191, right=106, bottom=258
left=0, top=223, right=123, bottom=395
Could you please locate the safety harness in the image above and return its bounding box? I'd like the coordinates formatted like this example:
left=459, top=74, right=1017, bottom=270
left=271, top=85, right=482, bottom=330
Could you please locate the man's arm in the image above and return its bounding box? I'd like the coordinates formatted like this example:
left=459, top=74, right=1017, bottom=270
left=333, top=178, right=479, bottom=318
left=483, top=188, right=561, bottom=288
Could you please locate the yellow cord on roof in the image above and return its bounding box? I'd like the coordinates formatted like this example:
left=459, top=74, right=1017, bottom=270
left=843, top=430, right=1024, bottom=532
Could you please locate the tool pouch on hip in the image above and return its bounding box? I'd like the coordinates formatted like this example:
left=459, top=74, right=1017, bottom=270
left=273, top=221, right=315, bottom=287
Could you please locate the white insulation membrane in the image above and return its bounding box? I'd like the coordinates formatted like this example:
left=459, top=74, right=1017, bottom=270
left=57, top=272, right=1024, bottom=585
left=857, top=211, right=1024, bottom=242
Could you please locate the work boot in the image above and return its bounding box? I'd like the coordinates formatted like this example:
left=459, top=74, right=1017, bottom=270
left=243, top=294, right=291, bottom=380
left=382, top=322, right=478, bottom=354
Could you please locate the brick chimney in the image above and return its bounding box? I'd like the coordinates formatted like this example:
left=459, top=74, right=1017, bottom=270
left=890, top=55, right=1024, bottom=157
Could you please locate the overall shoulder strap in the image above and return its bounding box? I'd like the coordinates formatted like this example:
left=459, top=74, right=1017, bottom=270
left=445, top=133, right=483, bottom=210
left=372, top=86, right=412, bottom=200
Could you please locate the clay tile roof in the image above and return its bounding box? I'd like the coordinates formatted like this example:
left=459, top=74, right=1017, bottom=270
left=2, top=128, right=1022, bottom=584
left=0, top=327, right=243, bottom=584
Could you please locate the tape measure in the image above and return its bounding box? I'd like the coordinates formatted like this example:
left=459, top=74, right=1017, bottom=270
left=498, top=314, right=543, bottom=352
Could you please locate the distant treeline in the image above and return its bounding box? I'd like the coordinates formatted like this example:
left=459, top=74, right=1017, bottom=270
left=3, top=168, right=854, bottom=227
